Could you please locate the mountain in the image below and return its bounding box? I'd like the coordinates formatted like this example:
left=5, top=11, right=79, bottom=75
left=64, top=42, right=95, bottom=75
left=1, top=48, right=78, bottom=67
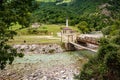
left=32, top=0, right=120, bottom=31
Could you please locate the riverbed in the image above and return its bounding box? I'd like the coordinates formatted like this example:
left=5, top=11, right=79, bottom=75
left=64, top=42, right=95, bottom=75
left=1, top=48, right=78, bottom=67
left=0, top=51, right=94, bottom=80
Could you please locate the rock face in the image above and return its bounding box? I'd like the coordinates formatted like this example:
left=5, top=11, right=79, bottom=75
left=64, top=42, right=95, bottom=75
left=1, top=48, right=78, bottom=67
left=13, top=44, right=63, bottom=54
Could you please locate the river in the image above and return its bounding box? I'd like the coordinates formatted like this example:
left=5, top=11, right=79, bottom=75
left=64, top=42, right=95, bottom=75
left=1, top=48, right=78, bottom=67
left=0, top=50, right=95, bottom=80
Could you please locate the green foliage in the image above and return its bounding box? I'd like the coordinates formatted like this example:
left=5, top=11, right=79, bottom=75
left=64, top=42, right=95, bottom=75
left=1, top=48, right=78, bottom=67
left=0, top=44, right=24, bottom=69
left=102, top=20, right=120, bottom=36
left=27, top=28, right=48, bottom=35
left=75, top=35, right=120, bottom=80
left=32, top=0, right=120, bottom=32
left=31, top=2, right=78, bottom=25
left=0, top=0, right=36, bottom=69
left=36, top=0, right=71, bottom=3
left=49, top=49, right=55, bottom=53
left=111, top=35, right=120, bottom=45
left=102, top=26, right=111, bottom=35
left=76, top=21, right=89, bottom=33
left=98, top=37, right=109, bottom=46
left=11, top=24, right=79, bottom=35
left=76, top=19, right=120, bottom=79
left=98, top=44, right=119, bottom=60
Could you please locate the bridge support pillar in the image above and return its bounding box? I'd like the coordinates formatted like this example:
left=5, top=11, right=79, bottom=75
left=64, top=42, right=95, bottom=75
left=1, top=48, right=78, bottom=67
left=64, top=43, right=76, bottom=51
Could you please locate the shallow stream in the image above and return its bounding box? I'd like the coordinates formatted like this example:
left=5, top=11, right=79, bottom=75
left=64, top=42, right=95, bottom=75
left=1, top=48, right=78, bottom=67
left=0, top=50, right=95, bottom=80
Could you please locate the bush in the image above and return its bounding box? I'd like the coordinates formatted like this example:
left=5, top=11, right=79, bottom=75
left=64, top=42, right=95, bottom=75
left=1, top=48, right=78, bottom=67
left=27, top=28, right=48, bottom=35
left=27, top=28, right=39, bottom=34
left=49, top=49, right=55, bottom=53
left=76, top=37, right=120, bottom=80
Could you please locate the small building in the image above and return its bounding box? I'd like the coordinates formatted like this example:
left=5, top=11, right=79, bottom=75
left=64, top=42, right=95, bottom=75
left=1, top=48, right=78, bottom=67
left=57, top=18, right=78, bottom=42
left=31, top=23, right=40, bottom=28
left=61, top=18, right=76, bottom=34
left=62, top=27, right=76, bottom=34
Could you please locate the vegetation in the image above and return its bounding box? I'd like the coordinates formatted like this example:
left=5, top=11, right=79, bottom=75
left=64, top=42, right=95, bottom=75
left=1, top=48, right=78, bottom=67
left=75, top=37, right=120, bottom=80
left=7, top=35, right=61, bottom=45
left=31, top=0, right=120, bottom=33
left=11, top=24, right=79, bottom=35
left=102, top=20, right=120, bottom=36
left=75, top=21, right=120, bottom=80
left=76, top=21, right=89, bottom=33
left=1, top=0, right=120, bottom=79
left=67, top=1, right=120, bottom=79
left=36, top=0, right=71, bottom=3
left=0, top=0, right=36, bottom=69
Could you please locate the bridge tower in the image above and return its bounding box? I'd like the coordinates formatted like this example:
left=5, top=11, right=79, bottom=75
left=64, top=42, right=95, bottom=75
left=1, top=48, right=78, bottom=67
left=66, top=17, right=68, bottom=27
left=61, top=17, right=77, bottom=43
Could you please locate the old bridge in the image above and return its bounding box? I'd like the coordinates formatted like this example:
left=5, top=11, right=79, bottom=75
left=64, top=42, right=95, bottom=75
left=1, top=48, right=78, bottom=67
left=61, top=29, right=103, bottom=52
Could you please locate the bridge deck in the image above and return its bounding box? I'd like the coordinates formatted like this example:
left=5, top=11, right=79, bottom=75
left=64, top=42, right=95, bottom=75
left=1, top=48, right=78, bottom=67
left=76, top=37, right=99, bottom=45
left=69, top=42, right=97, bottom=52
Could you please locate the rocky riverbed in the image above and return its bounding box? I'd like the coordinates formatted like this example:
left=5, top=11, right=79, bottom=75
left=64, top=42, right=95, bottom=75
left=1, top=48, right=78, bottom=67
left=0, top=51, right=88, bottom=80
left=13, top=44, right=63, bottom=54
left=0, top=63, right=79, bottom=80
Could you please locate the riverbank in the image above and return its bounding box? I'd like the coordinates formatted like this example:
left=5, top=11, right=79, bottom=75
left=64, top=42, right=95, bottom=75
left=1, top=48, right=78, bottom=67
left=13, top=43, right=64, bottom=54
left=1, top=40, right=95, bottom=80
left=0, top=51, right=88, bottom=80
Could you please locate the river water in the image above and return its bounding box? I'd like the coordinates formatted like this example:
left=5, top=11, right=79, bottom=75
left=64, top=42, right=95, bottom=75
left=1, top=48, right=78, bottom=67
left=0, top=50, right=95, bottom=80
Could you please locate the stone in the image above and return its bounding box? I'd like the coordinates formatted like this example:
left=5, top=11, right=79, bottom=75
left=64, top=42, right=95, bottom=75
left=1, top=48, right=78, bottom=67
left=13, top=44, right=63, bottom=54
left=60, top=70, right=65, bottom=74
left=41, top=76, right=47, bottom=80
left=62, top=75, right=67, bottom=79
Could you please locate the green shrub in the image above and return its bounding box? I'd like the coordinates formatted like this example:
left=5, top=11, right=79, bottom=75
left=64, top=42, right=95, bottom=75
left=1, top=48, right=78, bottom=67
left=49, top=49, right=55, bottom=53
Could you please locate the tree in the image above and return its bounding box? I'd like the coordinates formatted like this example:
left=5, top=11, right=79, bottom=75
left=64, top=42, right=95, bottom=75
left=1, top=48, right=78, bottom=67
left=75, top=19, right=120, bottom=79
left=55, top=0, right=63, bottom=3
left=102, top=26, right=111, bottom=35
left=75, top=36, right=120, bottom=80
left=0, top=0, right=36, bottom=69
left=76, top=21, right=89, bottom=33
left=102, top=20, right=120, bottom=36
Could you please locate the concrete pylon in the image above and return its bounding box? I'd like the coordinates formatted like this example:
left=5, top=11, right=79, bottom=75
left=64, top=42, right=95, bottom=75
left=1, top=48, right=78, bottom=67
left=66, top=18, right=68, bottom=27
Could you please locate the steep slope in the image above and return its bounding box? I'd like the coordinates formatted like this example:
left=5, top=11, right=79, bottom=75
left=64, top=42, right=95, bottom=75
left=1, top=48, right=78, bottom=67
left=73, top=1, right=120, bottom=80
left=32, top=0, right=120, bottom=31
left=73, top=0, right=120, bottom=18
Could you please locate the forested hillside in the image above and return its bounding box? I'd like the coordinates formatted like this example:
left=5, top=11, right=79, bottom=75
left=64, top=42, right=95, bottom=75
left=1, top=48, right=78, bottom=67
left=74, top=0, right=120, bottom=80
left=32, top=0, right=120, bottom=32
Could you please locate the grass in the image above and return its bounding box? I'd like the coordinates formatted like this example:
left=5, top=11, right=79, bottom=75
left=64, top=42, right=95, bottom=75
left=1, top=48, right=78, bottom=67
left=38, top=24, right=62, bottom=36
left=7, top=35, right=61, bottom=45
left=9, top=24, right=79, bottom=44
left=10, top=24, right=79, bottom=36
